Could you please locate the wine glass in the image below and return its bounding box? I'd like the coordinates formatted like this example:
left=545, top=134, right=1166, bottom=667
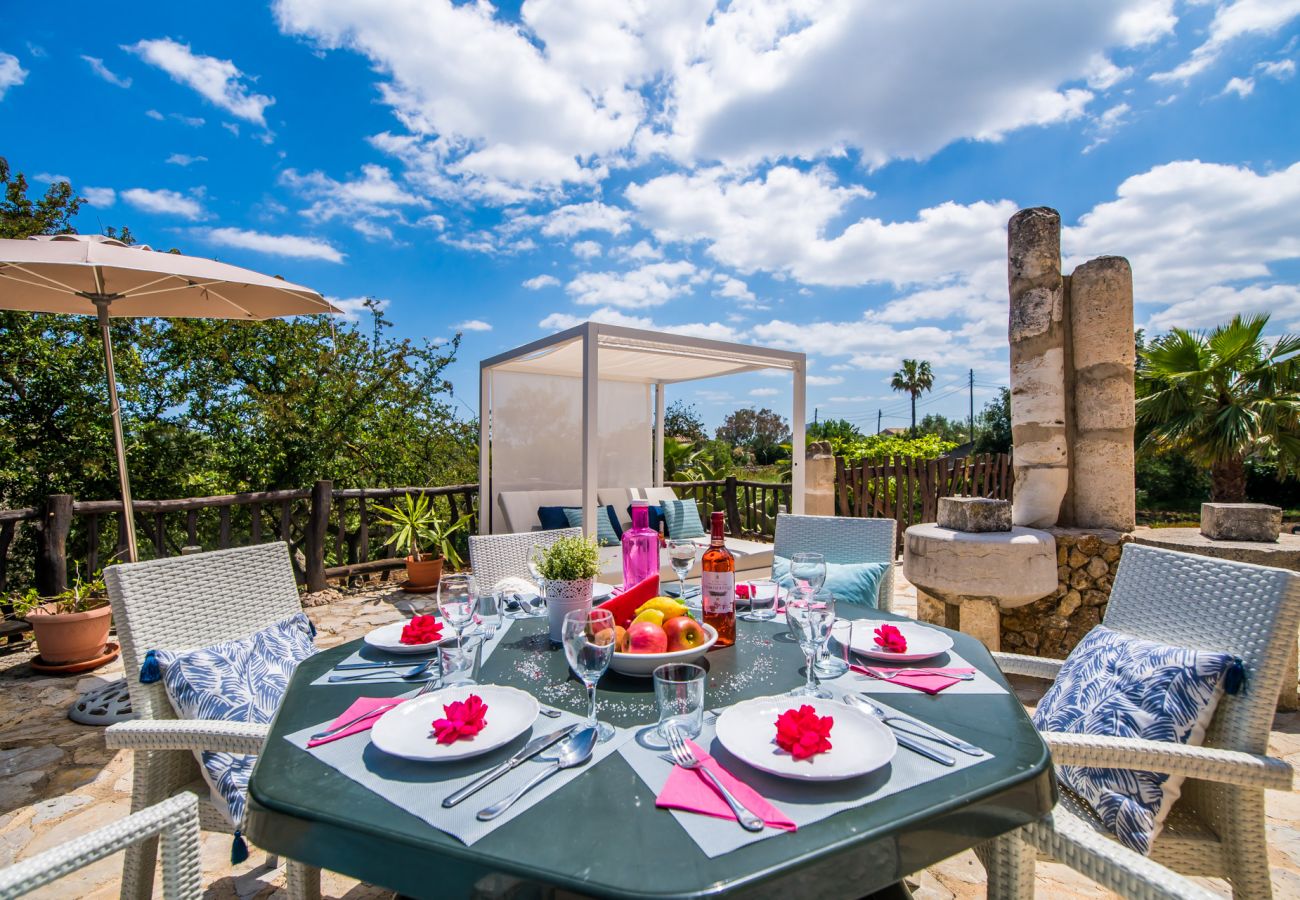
left=563, top=608, right=616, bottom=742
left=437, top=573, right=476, bottom=652
left=789, top=552, right=827, bottom=600
left=526, top=544, right=549, bottom=618
left=786, top=591, right=836, bottom=699
left=666, top=539, right=698, bottom=609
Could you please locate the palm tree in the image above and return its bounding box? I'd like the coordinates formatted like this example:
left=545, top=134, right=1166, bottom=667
left=1137, top=314, right=1300, bottom=502
left=890, top=359, right=935, bottom=433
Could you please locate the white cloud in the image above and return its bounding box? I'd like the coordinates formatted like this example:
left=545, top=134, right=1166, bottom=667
left=541, top=202, right=631, bottom=237
left=120, top=187, right=204, bottom=219
left=1257, top=58, right=1297, bottom=80
left=329, top=296, right=390, bottom=320
left=619, top=240, right=662, bottom=261
left=713, top=274, right=757, bottom=305
left=829, top=395, right=873, bottom=403
left=35, top=173, right=70, bottom=184
left=1221, top=76, right=1256, bottom=97
left=81, top=55, right=132, bottom=88
left=572, top=240, right=602, bottom=259
left=1084, top=102, right=1132, bottom=151
left=523, top=274, right=561, bottom=290
left=281, top=164, right=427, bottom=238
left=1152, top=0, right=1300, bottom=83
left=1085, top=54, right=1133, bottom=90
left=82, top=187, right=116, bottom=207
left=196, top=226, right=344, bottom=262
left=166, top=153, right=207, bottom=166
left=807, top=375, right=843, bottom=386
left=539, top=307, right=740, bottom=342
left=126, top=38, right=274, bottom=126
left=221, top=121, right=239, bottom=136
left=749, top=387, right=779, bottom=397
left=566, top=260, right=703, bottom=308
left=145, top=108, right=164, bottom=120
left=1148, top=283, right=1300, bottom=331
left=0, top=52, right=27, bottom=100
left=629, top=164, right=1012, bottom=288
left=455, top=319, right=493, bottom=332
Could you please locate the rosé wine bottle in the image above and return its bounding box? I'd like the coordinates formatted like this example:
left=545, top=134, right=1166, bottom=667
left=701, top=511, right=736, bottom=647
left=621, top=500, right=661, bottom=590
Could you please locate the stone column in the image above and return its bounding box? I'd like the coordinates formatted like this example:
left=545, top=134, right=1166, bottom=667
left=1008, top=208, right=1068, bottom=528
left=1068, top=256, right=1136, bottom=531
left=804, top=441, right=836, bottom=516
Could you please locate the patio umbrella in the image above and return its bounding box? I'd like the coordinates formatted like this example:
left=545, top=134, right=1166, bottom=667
left=0, top=233, right=338, bottom=562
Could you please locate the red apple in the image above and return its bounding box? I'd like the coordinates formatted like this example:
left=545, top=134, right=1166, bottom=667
left=664, top=616, right=707, bottom=652
left=626, top=621, right=667, bottom=654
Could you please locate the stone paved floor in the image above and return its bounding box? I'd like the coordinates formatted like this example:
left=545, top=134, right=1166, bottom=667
left=0, top=570, right=1296, bottom=898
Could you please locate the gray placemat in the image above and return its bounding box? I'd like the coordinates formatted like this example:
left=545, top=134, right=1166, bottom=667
left=311, top=619, right=515, bottom=686
left=286, top=703, right=631, bottom=846
left=836, top=647, right=1007, bottom=695
left=619, top=687, right=994, bottom=857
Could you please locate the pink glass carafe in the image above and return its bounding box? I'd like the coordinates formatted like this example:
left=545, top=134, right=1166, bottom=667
left=621, top=500, right=661, bottom=589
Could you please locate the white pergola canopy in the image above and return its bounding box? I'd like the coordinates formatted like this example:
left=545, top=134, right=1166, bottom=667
left=478, top=322, right=807, bottom=536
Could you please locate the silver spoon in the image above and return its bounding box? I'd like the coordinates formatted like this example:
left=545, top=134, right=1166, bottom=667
left=476, top=727, right=597, bottom=821
left=327, top=659, right=437, bottom=683
left=853, top=694, right=983, bottom=756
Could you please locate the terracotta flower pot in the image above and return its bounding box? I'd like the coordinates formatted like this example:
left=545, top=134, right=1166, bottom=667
left=27, top=602, right=113, bottom=666
left=405, top=555, right=444, bottom=590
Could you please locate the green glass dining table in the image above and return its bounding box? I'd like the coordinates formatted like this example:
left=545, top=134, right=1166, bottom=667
left=245, top=603, right=1055, bottom=899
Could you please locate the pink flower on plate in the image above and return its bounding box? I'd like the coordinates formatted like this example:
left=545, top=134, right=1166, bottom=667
left=774, top=705, right=834, bottom=760
left=874, top=624, right=908, bottom=653
left=432, top=694, right=489, bottom=744
left=401, top=615, right=443, bottom=645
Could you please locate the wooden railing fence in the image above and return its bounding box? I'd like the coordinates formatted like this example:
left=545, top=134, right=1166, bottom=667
left=834, top=452, right=1013, bottom=550
left=666, top=476, right=792, bottom=540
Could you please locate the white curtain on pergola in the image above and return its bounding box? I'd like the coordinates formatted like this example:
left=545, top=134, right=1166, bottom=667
left=478, top=322, right=807, bottom=535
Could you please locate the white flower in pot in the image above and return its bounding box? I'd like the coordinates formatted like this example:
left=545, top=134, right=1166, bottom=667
left=537, top=535, right=602, bottom=642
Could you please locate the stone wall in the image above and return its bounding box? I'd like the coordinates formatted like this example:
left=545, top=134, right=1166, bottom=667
left=999, top=528, right=1131, bottom=657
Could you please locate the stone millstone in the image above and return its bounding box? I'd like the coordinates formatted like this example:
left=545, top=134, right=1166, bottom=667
left=938, top=496, right=1012, bottom=533
left=1201, top=502, right=1282, bottom=543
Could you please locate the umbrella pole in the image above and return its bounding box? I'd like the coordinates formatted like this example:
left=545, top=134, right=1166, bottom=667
left=94, top=299, right=138, bottom=563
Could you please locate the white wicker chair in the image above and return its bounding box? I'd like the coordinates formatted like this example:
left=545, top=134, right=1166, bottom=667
left=771, top=514, right=896, bottom=611
left=468, top=527, right=581, bottom=591
left=103, top=542, right=321, bottom=900
left=980, top=543, right=1300, bottom=899
left=0, top=793, right=202, bottom=900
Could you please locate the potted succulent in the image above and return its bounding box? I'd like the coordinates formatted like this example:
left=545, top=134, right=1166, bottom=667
left=537, top=535, right=602, bottom=641
left=12, top=565, right=113, bottom=666
left=374, top=492, right=471, bottom=590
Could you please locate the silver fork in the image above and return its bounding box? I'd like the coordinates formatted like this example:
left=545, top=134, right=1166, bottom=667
left=664, top=727, right=765, bottom=832
left=310, top=674, right=444, bottom=741
left=853, top=694, right=984, bottom=757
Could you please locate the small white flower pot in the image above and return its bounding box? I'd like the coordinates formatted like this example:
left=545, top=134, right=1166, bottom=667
left=546, top=577, right=593, bottom=643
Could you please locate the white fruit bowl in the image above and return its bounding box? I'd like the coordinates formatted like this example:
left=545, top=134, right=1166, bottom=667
left=608, top=623, right=718, bottom=677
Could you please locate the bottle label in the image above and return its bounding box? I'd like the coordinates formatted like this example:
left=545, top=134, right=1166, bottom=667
left=701, top=571, right=735, bottom=615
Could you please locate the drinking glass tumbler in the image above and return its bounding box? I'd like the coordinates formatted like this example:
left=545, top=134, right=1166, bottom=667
left=654, top=663, right=706, bottom=740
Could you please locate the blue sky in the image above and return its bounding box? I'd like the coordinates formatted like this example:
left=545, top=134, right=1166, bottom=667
left=3, top=0, right=1299, bottom=432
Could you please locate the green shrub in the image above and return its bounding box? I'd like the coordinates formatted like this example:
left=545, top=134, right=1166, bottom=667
left=538, top=535, right=601, bottom=581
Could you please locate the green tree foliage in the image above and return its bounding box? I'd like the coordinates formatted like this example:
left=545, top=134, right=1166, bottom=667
left=716, top=407, right=790, bottom=465
left=973, top=388, right=1011, bottom=454
left=889, top=358, right=934, bottom=433
left=918, top=413, right=968, bottom=444
left=663, top=399, right=706, bottom=442
left=1137, top=314, right=1300, bottom=502
left=0, top=159, right=82, bottom=239
left=807, top=417, right=861, bottom=442
left=835, top=432, right=957, bottom=461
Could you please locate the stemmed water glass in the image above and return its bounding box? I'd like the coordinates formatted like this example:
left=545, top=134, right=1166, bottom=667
left=666, top=539, right=699, bottom=612
left=524, top=544, right=549, bottom=618
left=789, top=552, right=827, bottom=600
left=562, top=608, right=617, bottom=742
left=786, top=591, right=836, bottom=699
left=437, top=573, right=476, bottom=654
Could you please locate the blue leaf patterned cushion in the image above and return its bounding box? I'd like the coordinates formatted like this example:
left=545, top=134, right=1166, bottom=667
left=1032, top=624, right=1241, bottom=854
left=153, top=612, right=317, bottom=828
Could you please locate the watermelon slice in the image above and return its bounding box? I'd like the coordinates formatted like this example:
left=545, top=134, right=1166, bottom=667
left=596, top=573, right=660, bottom=628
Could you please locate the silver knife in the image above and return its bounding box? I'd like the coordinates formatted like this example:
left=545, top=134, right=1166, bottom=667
left=892, top=730, right=955, bottom=766
left=442, top=723, right=579, bottom=808
left=334, top=659, right=429, bottom=670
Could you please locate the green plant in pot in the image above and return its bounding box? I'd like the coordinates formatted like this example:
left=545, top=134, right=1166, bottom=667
left=374, top=493, right=471, bottom=591
left=537, top=535, right=602, bottom=642
left=12, top=564, right=113, bottom=667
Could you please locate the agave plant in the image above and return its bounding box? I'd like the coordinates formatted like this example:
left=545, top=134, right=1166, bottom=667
left=1137, top=314, right=1300, bottom=502
left=374, top=492, right=471, bottom=568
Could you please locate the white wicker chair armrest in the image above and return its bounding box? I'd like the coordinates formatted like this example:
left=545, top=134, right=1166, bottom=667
left=992, top=651, right=1064, bottom=681
left=0, top=792, right=202, bottom=900
left=1043, top=732, right=1293, bottom=790
left=107, top=719, right=269, bottom=755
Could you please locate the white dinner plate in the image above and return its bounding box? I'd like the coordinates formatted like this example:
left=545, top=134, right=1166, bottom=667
left=592, top=582, right=615, bottom=602
left=848, top=620, right=954, bottom=663
left=714, top=695, right=896, bottom=781
left=363, top=619, right=454, bottom=655
left=370, top=684, right=539, bottom=762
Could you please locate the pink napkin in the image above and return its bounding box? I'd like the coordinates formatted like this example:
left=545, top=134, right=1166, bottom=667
left=656, top=739, right=796, bottom=831
left=852, top=665, right=976, bottom=695
left=307, top=697, right=405, bottom=748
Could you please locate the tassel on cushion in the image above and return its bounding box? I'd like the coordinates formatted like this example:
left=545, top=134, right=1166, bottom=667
left=231, top=830, right=249, bottom=864
left=1224, top=658, right=1247, bottom=695
left=138, top=650, right=161, bottom=684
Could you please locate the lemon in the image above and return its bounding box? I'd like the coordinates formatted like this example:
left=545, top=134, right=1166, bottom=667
left=630, top=608, right=666, bottom=628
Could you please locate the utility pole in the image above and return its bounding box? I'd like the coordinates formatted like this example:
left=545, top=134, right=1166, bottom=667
left=968, top=368, right=975, bottom=445
left=877, top=409, right=882, bottom=435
